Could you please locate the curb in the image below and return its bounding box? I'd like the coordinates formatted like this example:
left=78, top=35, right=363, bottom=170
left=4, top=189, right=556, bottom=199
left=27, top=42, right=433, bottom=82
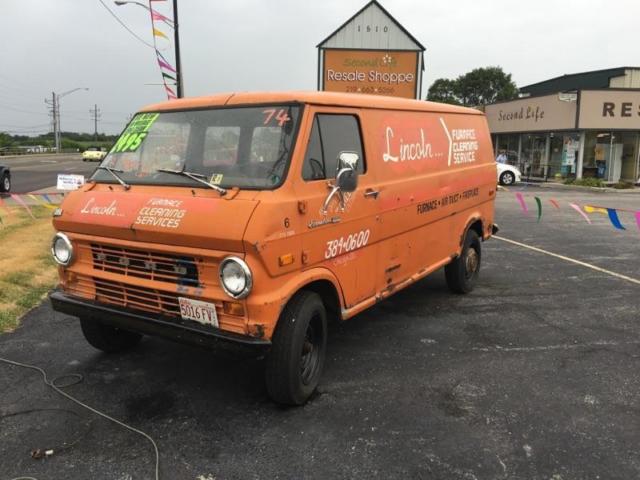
left=0, top=153, right=80, bottom=160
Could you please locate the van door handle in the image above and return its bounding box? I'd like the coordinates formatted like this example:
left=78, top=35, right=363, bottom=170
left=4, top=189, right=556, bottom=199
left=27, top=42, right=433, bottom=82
left=364, top=189, right=379, bottom=199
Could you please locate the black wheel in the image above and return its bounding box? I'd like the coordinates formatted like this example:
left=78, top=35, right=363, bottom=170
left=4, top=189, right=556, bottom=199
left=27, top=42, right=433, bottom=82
left=500, top=171, right=515, bottom=186
left=265, top=291, right=327, bottom=405
left=79, top=318, right=142, bottom=353
left=445, top=229, right=481, bottom=294
left=1, top=173, right=10, bottom=193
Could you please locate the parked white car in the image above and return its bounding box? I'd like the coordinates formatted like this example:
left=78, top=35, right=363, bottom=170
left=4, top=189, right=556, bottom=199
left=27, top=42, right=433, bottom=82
left=497, top=163, right=521, bottom=186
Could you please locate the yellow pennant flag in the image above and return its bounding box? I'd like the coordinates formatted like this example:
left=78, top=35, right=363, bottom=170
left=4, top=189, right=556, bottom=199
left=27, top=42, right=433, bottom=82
left=584, top=205, right=607, bottom=214
left=153, top=28, right=168, bottom=39
left=28, top=194, right=58, bottom=210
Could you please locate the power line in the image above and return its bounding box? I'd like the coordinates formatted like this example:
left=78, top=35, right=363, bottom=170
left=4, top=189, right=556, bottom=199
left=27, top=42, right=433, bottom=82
left=96, top=0, right=154, bottom=49
left=0, top=101, right=49, bottom=116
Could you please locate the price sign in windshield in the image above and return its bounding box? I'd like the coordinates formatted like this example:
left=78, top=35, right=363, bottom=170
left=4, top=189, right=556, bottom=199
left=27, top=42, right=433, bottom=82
left=111, top=113, right=160, bottom=153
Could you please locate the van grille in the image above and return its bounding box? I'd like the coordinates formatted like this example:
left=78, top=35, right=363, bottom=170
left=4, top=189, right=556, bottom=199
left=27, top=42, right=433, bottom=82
left=66, top=274, right=246, bottom=335
left=90, top=243, right=200, bottom=287
left=94, top=277, right=182, bottom=316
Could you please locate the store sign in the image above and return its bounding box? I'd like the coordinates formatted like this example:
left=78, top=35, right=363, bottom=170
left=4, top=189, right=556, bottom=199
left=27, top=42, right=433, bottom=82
left=578, top=90, right=640, bottom=129
left=322, top=49, right=418, bottom=99
left=485, top=94, right=577, bottom=133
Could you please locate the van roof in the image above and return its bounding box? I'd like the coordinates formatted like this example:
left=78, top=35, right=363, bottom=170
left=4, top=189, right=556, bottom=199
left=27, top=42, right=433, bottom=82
left=140, top=91, right=482, bottom=115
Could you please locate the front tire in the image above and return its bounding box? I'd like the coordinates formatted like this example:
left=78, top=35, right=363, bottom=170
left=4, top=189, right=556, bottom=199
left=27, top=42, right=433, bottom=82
left=1, top=174, right=10, bottom=193
left=265, top=291, right=327, bottom=405
left=445, top=229, right=481, bottom=294
left=79, top=318, right=142, bottom=353
left=500, top=171, right=515, bottom=186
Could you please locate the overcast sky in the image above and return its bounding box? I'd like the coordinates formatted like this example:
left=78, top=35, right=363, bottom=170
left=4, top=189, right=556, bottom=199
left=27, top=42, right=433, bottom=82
left=1, top=0, right=638, bottom=135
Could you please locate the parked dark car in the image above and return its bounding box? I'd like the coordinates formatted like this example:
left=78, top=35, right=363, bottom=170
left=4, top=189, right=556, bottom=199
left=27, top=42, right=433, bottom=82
left=0, top=165, right=11, bottom=193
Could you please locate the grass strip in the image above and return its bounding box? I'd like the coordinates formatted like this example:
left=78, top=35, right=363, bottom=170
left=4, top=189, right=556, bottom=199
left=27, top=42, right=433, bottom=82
left=0, top=206, right=58, bottom=332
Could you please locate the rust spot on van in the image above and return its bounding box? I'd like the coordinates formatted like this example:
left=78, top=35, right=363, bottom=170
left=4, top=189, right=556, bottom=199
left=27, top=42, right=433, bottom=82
left=250, top=324, right=265, bottom=339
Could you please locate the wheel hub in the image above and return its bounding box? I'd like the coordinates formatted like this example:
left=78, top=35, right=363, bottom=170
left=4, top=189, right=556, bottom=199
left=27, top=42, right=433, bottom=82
left=300, top=319, right=321, bottom=385
left=465, top=248, right=479, bottom=277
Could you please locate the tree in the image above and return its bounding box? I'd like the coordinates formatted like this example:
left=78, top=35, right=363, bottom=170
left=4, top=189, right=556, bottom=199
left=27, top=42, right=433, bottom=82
left=426, top=66, right=518, bottom=107
left=425, top=78, right=461, bottom=105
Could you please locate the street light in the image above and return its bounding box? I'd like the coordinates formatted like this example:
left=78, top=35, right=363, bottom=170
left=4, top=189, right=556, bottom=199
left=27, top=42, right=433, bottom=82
left=114, top=0, right=183, bottom=98
left=51, top=87, right=89, bottom=153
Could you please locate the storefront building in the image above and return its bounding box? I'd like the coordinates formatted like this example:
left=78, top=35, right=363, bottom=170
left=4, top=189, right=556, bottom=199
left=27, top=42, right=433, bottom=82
left=485, top=67, right=640, bottom=183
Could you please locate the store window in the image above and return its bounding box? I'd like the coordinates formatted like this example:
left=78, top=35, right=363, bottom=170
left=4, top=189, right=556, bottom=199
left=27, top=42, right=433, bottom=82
left=617, top=132, right=639, bottom=183
left=550, top=133, right=579, bottom=179
left=495, top=134, right=520, bottom=165
left=520, top=133, right=547, bottom=178
left=583, top=132, right=618, bottom=180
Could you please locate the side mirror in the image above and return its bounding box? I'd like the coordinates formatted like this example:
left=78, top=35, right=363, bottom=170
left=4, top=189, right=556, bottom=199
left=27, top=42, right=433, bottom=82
left=321, top=152, right=360, bottom=214
left=336, top=167, right=357, bottom=192
left=337, top=151, right=359, bottom=171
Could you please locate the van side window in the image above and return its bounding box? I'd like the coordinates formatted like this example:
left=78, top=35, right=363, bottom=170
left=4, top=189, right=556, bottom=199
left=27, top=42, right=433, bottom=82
left=302, top=114, right=364, bottom=181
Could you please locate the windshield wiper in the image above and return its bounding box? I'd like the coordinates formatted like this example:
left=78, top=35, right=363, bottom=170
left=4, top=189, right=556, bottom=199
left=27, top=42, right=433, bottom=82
left=156, top=168, right=227, bottom=195
left=96, top=165, right=130, bottom=190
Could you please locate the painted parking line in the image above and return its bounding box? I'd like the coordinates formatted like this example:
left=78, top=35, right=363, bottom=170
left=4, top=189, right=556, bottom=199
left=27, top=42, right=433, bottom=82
left=493, top=235, right=640, bottom=286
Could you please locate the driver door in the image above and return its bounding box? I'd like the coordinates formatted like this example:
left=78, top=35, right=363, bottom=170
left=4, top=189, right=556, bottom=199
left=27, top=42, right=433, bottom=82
left=293, top=108, right=380, bottom=309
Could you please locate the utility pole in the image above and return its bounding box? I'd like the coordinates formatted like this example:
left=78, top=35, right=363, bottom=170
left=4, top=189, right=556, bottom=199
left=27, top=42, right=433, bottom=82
left=89, top=104, right=101, bottom=142
left=173, top=0, right=183, bottom=98
left=45, top=92, right=59, bottom=153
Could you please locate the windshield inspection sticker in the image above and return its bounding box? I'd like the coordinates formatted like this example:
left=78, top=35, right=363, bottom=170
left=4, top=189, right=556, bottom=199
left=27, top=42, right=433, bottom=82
left=111, top=113, right=160, bottom=154
left=210, top=173, right=223, bottom=185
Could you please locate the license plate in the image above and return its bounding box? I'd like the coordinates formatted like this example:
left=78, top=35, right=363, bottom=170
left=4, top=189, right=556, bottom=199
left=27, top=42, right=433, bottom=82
left=178, top=297, right=219, bottom=327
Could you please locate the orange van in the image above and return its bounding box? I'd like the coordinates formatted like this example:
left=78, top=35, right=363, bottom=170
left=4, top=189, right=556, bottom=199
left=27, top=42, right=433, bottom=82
left=50, top=92, right=497, bottom=405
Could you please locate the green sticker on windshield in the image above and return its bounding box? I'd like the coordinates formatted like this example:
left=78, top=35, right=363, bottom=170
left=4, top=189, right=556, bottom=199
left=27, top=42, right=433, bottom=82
left=111, top=113, right=159, bottom=153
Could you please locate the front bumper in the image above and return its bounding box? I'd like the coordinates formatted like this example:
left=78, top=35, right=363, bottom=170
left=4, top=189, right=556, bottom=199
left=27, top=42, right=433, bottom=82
left=50, top=290, right=270, bottom=351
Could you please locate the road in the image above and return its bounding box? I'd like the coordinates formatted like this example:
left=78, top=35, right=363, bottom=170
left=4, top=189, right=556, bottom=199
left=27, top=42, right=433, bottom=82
left=0, top=154, right=98, bottom=193
left=1, top=186, right=640, bottom=479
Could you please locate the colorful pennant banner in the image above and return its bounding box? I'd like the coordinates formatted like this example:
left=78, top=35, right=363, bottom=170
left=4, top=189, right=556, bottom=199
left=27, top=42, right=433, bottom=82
left=513, top=194, right=639, bottom=231
left=0, top=192, right=63, bottom=225
left=148, top=1, right=177, bottom=101
left=515, top=192, right=528, bottom=215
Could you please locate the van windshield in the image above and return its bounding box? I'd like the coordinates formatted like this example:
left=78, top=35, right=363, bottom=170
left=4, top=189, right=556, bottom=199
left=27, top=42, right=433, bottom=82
left=93, top=105, right=301, bottom=189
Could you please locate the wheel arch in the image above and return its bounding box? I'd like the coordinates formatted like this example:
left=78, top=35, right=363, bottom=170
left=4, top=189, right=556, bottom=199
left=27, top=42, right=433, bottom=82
left=458, top=215, right=485, bottom=249
left=297, top=278, right=342, bottom=323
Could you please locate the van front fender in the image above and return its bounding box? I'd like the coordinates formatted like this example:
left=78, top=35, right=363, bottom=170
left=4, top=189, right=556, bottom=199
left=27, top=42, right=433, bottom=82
left=244, top=267, right=344, bottom=340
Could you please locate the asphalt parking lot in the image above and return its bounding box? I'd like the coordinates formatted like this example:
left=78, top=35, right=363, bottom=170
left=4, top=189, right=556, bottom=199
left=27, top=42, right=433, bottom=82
left=1, top=185, right=639, bottom=480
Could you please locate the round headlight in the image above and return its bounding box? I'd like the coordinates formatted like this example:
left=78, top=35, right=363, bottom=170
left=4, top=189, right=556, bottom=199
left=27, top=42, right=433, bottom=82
left=219, top=257, right=252, bottom=299
left=51, top=232, right=74, bottom=266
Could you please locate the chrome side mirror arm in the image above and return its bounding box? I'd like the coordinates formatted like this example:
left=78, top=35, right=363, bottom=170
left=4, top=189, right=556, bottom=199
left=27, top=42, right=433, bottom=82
left=321, top=182, right=345, bottom=215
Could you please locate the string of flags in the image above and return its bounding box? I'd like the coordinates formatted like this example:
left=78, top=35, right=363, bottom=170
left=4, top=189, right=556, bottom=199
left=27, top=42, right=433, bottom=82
left=0, top=193, right=63, bottom=225
left=148, top=0, right=178, bottom=100
left=511, top=190, right=640, bottom=231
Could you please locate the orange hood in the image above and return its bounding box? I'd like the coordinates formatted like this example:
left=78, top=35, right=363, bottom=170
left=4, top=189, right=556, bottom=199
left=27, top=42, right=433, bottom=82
left=53, top=184, right=258, bottom=252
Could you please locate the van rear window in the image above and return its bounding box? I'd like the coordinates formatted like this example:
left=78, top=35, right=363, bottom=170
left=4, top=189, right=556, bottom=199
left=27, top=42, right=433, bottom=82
left=94, top=105, right=301, bottom=189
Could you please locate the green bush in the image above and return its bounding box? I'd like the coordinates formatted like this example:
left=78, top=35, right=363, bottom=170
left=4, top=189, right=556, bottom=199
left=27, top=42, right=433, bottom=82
left=612, top=181, right=635, bottom=189
left=563, top=177, right=605, bottom=188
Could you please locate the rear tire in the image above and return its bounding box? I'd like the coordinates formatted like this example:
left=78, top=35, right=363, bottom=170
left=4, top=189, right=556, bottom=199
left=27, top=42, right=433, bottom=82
left=1, top=173, right=10, bottom=193
left=500, top=171, right=515, bottom=186
left=445, top=229, right=481, bottom=294
left=79, top=318, right=142, bottom=353
left=265, top=291, right=327, bottom=405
